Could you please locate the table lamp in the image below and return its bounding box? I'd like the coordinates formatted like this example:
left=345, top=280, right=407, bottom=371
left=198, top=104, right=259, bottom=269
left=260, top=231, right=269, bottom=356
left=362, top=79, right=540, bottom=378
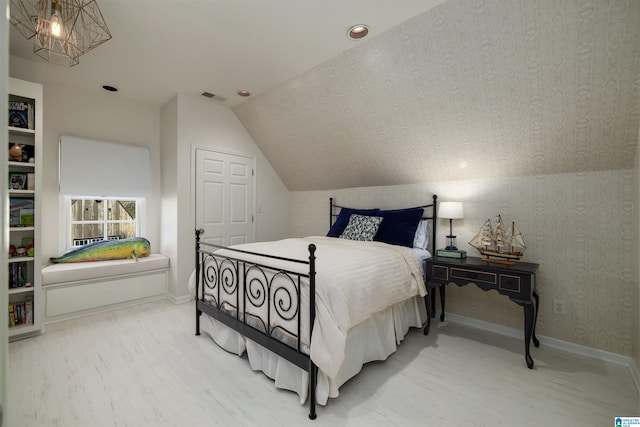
left=438, top=202, right=464, bottom=250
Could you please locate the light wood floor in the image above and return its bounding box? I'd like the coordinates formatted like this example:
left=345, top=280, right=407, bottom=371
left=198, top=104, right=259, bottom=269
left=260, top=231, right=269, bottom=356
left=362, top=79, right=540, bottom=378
left=8, top=300, right=639, bottom=426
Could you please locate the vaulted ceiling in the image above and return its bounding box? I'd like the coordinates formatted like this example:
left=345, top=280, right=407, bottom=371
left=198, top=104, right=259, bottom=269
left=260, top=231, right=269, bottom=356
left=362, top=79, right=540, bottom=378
left=233, top=0, right=640, bottom=190
left=9, top=0, right=640, bottom=191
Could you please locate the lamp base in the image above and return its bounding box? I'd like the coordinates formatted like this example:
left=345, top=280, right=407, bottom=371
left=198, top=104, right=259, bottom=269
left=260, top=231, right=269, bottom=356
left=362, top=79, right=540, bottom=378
left=445, top=234, right=457, bottom=251
left=436, top=249, right=467, bottom=259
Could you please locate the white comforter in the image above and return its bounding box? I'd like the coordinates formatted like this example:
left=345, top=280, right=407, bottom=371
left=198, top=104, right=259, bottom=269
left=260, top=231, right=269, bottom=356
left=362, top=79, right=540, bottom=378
left=193, top=236, right=426, bottom=380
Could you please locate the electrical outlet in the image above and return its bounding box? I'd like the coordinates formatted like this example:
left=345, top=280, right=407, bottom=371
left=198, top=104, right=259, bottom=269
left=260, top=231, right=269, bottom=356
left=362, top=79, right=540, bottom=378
left=552, top=298, right=566, bottom=315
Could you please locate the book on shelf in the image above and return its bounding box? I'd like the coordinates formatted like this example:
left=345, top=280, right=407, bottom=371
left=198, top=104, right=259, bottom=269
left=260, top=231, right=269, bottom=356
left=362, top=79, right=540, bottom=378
left=8, top=262, right=28, bottom=288
left=9, top=198, right=34, bottom=227
left=7, top=298, right=33, bottom=327
left=20, top=209, right=34, bottom=227
left=25, top=300, right=33, bottom=324
left=27, top=172, right=35, bottom=190
left=8, top=100, right=34, bottom=129
left=8, top=304, right=14, bottom=326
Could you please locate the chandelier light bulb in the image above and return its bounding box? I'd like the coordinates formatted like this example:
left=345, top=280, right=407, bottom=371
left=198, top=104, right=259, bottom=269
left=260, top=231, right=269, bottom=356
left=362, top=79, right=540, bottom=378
left=50, top=1, right=63, bottom=37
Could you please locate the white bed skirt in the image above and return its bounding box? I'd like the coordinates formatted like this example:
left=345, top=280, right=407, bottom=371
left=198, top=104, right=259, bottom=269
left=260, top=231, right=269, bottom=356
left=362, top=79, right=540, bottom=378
left=198, top=295, right=427, bottom=405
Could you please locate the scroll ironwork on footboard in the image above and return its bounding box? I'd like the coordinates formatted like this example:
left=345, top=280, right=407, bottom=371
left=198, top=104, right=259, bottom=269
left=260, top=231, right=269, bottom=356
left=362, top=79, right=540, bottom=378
left=194, top=229, right=318, bottom=420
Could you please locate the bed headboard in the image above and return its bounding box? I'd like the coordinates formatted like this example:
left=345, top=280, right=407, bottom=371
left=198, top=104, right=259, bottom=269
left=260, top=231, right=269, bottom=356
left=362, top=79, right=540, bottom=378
left=329, top=194, right=438, bottom=252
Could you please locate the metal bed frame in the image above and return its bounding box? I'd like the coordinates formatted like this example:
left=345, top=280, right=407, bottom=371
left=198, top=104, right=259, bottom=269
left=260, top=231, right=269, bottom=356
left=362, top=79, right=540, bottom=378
left=195, top=194, right=437, bottom=420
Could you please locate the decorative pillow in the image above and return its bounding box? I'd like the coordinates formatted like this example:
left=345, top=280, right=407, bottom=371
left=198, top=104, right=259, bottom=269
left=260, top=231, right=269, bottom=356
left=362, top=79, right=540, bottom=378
left=413, top=219, right=430, bottom=250
left=339, top=214, right=384, bottom=241
left=374, top=207, right=425, bottom=248
left=327, top=208, right=379, bottom=237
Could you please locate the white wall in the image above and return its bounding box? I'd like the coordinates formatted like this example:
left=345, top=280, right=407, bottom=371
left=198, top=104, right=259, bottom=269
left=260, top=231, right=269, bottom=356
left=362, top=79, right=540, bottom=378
left=289, top=169, right=636, bottom=357
left=10, top=55, right=288, bottom=307
left=159, top=95, right=179, bottom=299
left=9, top=56, right=162, bottom=261
left=160, top=93, right=289, bottom=301
left=634, top=128, right=640, bottom=372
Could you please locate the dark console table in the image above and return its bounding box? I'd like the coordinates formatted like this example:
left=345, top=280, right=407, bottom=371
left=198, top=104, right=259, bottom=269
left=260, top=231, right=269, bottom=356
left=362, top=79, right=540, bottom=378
left=424, top=256, right=540, bottom=369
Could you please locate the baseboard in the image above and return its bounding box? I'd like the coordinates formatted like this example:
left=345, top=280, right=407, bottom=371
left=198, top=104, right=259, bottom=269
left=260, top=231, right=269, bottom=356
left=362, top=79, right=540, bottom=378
left=168, top=293, right=193, bottom=305
left=441, top=311, right=640, bottom=394
left=630, top=358, right=640, bottom=395
left=44, top=294, right=167, bottom=325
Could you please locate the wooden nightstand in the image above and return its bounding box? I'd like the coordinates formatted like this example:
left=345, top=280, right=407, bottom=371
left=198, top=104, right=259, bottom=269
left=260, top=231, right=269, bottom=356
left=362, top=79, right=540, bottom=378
left=424, top=256, right=540, bottom=368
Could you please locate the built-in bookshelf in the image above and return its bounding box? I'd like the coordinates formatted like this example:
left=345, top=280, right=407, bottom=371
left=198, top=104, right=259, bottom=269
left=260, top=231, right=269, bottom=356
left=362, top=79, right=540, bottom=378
left=8, top=77, right=42, bottom=339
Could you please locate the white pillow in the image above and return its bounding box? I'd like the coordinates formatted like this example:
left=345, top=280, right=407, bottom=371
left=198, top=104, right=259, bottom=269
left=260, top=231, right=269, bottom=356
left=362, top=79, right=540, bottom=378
left=413, top=220, right=429, bottom=250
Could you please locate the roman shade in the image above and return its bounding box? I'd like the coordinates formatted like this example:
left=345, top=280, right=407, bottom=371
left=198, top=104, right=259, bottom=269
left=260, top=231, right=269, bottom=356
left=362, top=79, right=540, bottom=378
left=59, top=135, right=150, bottom=197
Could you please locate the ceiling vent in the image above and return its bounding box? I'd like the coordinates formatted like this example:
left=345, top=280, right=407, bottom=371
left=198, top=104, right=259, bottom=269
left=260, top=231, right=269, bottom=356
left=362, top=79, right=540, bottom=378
left=201, top=91, right=227, bottom=102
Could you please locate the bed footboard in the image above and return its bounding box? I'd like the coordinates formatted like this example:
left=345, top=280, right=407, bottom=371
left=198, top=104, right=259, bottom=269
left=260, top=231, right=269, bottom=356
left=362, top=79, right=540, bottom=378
left=194, top=230, right=318, bottom=419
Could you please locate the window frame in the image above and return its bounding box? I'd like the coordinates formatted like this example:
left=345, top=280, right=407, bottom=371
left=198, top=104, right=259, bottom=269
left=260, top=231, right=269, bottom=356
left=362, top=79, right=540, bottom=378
left=64, top=196, right=146, bottom=251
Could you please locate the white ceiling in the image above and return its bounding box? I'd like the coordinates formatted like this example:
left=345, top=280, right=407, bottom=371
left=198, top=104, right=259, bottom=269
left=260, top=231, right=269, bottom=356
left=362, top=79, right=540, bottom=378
left=9, top=0, right=447, bottom=108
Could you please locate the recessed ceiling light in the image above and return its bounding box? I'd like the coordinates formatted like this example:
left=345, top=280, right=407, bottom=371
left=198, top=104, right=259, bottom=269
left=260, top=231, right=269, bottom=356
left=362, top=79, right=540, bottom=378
left=102, top=85, right=118, bottom=92
left=237, top=90, right=251, bottom=97
left=348, top=24, right=369, bottom=40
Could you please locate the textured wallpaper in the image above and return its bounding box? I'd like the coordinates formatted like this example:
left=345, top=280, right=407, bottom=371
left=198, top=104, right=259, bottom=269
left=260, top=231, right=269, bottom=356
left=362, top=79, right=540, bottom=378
left=634, top=133, right=639, bottom=369
left=234, top=0, right=640, bottom=192
left=289, top=169, right=635, bottom=357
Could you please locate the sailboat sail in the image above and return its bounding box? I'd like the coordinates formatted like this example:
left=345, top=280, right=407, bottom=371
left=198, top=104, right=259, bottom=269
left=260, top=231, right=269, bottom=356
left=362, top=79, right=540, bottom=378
left=494, top=215, right=507, bottom=251
left=469, top=215, right=525, bottom=261
left=469, top=219, right=493, bottom=249
left=509, top=222, right=526, bottom=254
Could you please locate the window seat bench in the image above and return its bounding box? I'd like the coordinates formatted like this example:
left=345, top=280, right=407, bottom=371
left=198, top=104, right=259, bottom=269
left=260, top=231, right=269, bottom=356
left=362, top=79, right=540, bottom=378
left=41, top=254, right=170, bottom=323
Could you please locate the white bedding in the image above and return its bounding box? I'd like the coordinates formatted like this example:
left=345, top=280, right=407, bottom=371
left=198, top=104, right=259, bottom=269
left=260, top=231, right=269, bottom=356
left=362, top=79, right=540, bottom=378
left=189, top=236, right=429, bottom=402
left=195, top=296, right=426, bottom=404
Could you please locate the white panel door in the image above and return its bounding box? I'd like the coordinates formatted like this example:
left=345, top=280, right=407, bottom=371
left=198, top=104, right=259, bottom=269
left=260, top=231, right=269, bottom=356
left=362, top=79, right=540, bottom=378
left=196, top=149, right=255, bottom=246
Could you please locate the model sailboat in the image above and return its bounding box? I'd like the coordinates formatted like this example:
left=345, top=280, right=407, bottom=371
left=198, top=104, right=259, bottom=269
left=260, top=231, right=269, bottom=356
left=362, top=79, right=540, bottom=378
left=469, top=215, right=525, bottom=265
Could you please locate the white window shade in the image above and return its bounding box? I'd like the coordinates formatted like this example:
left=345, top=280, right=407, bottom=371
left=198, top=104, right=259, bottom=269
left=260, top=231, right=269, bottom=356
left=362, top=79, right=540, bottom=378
left=59, top=135, right=151, bottom=197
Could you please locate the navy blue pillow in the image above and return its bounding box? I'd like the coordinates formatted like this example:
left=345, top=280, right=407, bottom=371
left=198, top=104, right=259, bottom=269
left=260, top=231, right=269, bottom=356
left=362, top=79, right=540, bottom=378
left=374, top=208, right=425, bottom=247
left=327, top=208, right=379, bottom=237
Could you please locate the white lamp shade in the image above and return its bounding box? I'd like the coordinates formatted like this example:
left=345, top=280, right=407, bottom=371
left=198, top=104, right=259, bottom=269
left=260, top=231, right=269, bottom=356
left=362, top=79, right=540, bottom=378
left=438, top=202, right=464, bottom=219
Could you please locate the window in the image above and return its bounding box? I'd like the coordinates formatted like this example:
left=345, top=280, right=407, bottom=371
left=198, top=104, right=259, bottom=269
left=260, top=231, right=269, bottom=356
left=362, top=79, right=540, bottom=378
left=59, top=136, right=150, bottom=252
left=66, top=197, right=143, bottom=249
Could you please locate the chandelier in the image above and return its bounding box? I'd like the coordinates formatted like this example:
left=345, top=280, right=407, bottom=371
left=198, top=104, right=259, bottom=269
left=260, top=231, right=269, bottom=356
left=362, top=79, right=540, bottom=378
left=10, top=0, right=112, bottom=67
